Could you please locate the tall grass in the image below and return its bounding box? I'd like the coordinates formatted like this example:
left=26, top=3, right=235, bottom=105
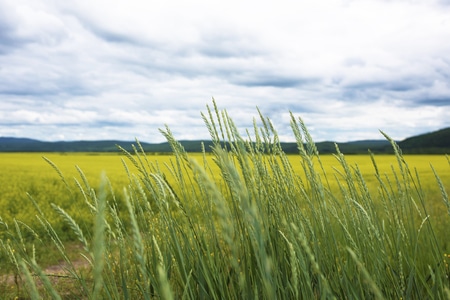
left=1, top=101, right=449, bottom=299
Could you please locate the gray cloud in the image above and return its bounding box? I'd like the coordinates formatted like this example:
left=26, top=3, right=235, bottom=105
left=0, top=22, right=24, bottom=54
left=231, top=75, right=319, bottom=88
left=414, top=97, right=450, bottom=106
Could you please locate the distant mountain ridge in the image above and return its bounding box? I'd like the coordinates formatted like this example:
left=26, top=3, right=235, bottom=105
left=1, top=127, right=449, bottom=154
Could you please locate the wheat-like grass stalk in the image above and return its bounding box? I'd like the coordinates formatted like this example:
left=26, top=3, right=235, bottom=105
left=347, top=247, right=385, bottom=300
left=91, top=173, right=107, bottom=299
left=42, top=156, right=72, bottom=195
left=18, top=257, right=40, bottom=299
left=51, top=204, right=89, bottom=251
left=431, top=165, right=450, bottom=216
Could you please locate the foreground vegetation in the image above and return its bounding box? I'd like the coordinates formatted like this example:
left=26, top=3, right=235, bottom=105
left=1, top=103, right=449, bottom=299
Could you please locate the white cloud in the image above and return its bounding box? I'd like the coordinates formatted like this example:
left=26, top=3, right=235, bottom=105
left=0, top=0, right=449, bottom=143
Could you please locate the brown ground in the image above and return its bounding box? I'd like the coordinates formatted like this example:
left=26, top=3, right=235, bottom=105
left=0, top=245, right=92, bottom=299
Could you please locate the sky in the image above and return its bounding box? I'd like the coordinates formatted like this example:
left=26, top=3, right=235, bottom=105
left=1, top=0, right=450, bottom=143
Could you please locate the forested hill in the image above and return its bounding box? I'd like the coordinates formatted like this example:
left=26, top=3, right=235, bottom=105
left=1, top=127, right=449, bottom=154
left=397, top=127, right=450, bottom=154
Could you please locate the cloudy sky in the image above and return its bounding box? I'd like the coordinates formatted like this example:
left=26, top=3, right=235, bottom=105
left=1, top=0, right=449, bottom=143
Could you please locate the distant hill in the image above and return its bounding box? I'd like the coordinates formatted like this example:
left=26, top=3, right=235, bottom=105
left=276, top=140, right=391, bottom=154
left=0, top=127, right=449, bottom=154
left=0, top=138, right=166, bottom=153
left=397, top=127, right=450, bottom=154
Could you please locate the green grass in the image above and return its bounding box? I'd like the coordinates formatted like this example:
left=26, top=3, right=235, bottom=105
left=1, top=101, right=449, bottom=299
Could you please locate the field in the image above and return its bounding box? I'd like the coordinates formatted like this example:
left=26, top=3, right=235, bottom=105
left=0, top=151, right=449, bottom=234
left=0, top=108, right=449, bottom=298
left=1, top=152, right=448, bottom=243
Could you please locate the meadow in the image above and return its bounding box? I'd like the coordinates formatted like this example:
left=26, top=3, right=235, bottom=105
left=0, top=104, right=449, bottom=298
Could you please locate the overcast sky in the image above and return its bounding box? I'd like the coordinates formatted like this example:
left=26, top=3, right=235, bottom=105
left=1, top=0, right=449, bottom=143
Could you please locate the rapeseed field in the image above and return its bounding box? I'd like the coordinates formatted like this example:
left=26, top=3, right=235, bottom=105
left=1, top=152, right=447, bottom=241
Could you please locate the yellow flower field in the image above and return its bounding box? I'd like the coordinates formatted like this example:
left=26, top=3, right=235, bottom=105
left=1, top=151, right=448, bottom=238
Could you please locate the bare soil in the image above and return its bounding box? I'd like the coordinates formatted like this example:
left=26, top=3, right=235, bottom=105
left=0, top=244, right=92, bottom=299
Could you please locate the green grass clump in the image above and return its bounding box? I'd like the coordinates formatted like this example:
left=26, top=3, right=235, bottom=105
left=1, top=100, right=449, bottom=299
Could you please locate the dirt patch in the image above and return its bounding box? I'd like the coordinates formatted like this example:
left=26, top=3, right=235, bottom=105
left=0, top=251, right=92, bottom=299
